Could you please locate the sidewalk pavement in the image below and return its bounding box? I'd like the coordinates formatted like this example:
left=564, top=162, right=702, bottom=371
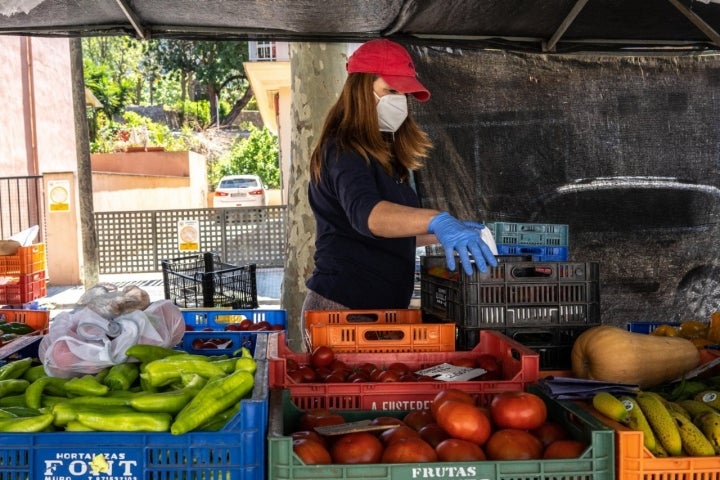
left=43, top=268, right=283, bottom=317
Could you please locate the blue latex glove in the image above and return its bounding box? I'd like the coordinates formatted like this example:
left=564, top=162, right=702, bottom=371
left=428, top=212, right=498, bottom=275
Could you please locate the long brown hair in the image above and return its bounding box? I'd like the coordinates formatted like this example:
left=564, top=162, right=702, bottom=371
left=310, top=73, right=432, bottom=183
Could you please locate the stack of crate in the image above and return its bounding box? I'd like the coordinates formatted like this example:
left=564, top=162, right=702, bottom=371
left=0, top=243, right=47, bottom=306
left=487, top=221, right=569, bottom=261
left=421, top=222, right=600, bottom=369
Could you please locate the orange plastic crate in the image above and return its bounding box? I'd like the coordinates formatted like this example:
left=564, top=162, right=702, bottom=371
left=308, top=322, right=455, bottom=353
left=268, top=330, right=540, bottom=410
left=585, top=403, right=720, bottom=480
left=0, top=271, right=47, bottom=305
left=304, top=308, right=422, bottom=327
left=0, top=243, right=46, bottom=276
left=0, top=309, right=50, bottom=333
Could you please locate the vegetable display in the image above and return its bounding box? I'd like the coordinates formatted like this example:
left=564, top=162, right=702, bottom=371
left=0, top=346, right=256, bottom=433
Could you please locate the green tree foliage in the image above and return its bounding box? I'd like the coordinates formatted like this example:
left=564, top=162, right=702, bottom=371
left=212, top=124, right=280, bottom=189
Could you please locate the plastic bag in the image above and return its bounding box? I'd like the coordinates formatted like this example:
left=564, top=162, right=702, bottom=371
left=77, top=283, right=151, bottom=319
left=39, top=299, right=185, bottom=378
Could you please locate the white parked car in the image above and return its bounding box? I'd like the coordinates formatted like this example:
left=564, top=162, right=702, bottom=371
left=214, top=175, right=267, bottom=207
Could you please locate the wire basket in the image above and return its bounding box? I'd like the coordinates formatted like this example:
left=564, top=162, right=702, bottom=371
left=161, top=252, right=258, bottom=309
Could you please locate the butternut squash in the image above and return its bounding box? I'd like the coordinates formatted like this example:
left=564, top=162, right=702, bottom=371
left=571, top=325, right=701, bottom=389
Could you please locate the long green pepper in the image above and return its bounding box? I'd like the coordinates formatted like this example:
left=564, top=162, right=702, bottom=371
left=0, top=357, right=33, bottom=381
left=170, top=369, right=254, bottom=435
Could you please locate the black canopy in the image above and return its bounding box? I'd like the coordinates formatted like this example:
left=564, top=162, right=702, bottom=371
left=2, top=0, right=720, bottom=53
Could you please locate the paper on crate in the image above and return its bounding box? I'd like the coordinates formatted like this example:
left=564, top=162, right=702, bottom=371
left=315, top=420, right=397, bottom=436
left=415, top=362, right=487, bottom=381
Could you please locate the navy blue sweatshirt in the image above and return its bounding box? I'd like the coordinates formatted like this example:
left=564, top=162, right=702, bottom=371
left=306, top=140, right=418, bottom=309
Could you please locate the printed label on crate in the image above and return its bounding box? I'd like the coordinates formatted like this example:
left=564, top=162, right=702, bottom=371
left=433, top=285, right=448, bottom=309
left=415, top=363, right=487, bottom=381
left=38, top=448, right=143, bottom=479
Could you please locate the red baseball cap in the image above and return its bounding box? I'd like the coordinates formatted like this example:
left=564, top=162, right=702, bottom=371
left=347, top=39, right=430, bottom=102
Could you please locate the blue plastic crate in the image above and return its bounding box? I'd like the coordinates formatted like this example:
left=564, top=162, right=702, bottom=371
left=497, top=244, right=569, bottom=261
left=626, top=321, right=681, bottom=334
left=0, top=337, right=270, bottom=480
left=181, top=308, right=286, bottom=355
left=488, top=222, right=569, bottom=246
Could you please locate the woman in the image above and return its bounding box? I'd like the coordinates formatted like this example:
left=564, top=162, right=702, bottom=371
left=303, top=38, right=496, bottom=315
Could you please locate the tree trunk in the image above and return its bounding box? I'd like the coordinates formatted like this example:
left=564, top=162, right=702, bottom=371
left=69, top=38, right=99, bottom=288
left=222, top=86, right=254, bottom=126
left=282, top=42, right=347, bottom=352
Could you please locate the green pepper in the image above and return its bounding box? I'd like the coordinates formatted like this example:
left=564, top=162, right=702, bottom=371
left=130, top=373, right=205, bottom=413
left=0, top=322, right=35, bottom=335
left=52, top=403, right=136, bottom=428
left=140, top=356, right=226, bottom=388
left=196, top=402, right=240, bottom=431
left=76, top=410, right=172, bottom=432
left=0, top=357, right=33, bottom=381
left=0, top=412, right=53, bottom=432
left=22, top=364, right=48, bottom=383
left=64, top=375, right=110, bottom=397
left=94, top=367, right=111, bottom=384
left=0, top=379, right=29, bottom=398
left=25, top=377, right=68, bottom=409
left=103, top=362, right=140, bottom=391
left=64, top=420, right=95, bottom=431
left=125, top=344, right=186, bottom=363
left=235, top=347, right=256, bottom=374
left=209, top=357, right=239, bottom=374
left=0, top=406, right=43, bottom=417
left=170, top=369, right=254, bottom=435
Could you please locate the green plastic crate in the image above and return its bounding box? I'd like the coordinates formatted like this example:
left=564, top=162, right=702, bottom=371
left=267, top=387, right=614, bottom=480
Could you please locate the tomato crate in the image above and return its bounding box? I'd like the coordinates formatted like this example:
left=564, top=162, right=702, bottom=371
left=458, top=325, right=595, bottom=370
left=305, top=308, right=422, bottom=327
left=496, top=244, right=569, bottom=261
left=421, top=257, right=600, bottom=329
left=307, top=322, right=455, bottom=353
left=0, top=308, right=50, bottom=332
left=0, top=270, right=47, bottom=305
left=181, top=308, right=286, bottom=355
left=267, top=387, right=614, bottom=480
left=487, top=221, right=569, bottom=246
left=583, top=403, right=720, bottom=480
left=0, top=243, right=46, bottom=276
left=161, top=252, right=258, bottom=309
left=0, top=336, right=270, bottom=480
left=268, top=330, right=539, bottom=410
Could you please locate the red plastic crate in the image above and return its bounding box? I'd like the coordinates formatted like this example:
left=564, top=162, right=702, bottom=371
left=307, top=322, right=455, bottom=353
left=0, top=243, right=46, bottom=276
left=0, top=308, right=49, bottom=332
left=268, top=330, right=540, bottom=410
left=305, top=309, right=422, bottom=327
left=0, top=271, right=46, bottom=305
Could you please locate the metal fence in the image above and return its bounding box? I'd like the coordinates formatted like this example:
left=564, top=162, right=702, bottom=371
left=0, top=176, right=44, bottom=242
left=95, top=206, right=287, bottom=273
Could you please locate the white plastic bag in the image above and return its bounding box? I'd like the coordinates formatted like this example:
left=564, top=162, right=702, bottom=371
left=39, top=299, right=185, bottom=378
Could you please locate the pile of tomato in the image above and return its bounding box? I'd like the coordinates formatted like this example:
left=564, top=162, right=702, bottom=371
left=292, top=388, right=588, bottom=464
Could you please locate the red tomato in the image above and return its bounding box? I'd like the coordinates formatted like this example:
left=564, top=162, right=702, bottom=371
left=293, top=438, right=332, bottom=465
left=387, top=362, right=412, bottom=376
left=379, top=425, right=420, bottom=445
left=310, top=346, right=335, bottom=369
left=403, top=410, right=434, bottom=431
left=299, top=408, right=344, bottom=430
left=451, top=357, right=477, bottom=368
left=331, top=432, right=383, bottom=464
left=369, top=416, right=406, bottom=427
left=297, top=365, right=318, bottom=383
left=485, top=429, right=544, bottom=460
left=435, top=438, right=486, bottom=461
left=435, top=400, right=492, bottom=445
left=238, top=319, right=254, bottom=330
left=531, top=421, right=571, bottom=448
left=543, top=439, right=587, bottom=459
left=490, top=391, right=547, bottom=430
left=418, top=422, right=451, bottom=448
left=381, top=437, right=437, bottom=463
left=376, top=370, right=400, bottom=382
left=291, top=430, right=328, bottom=448
left=431, top=388, right=475, bottom=418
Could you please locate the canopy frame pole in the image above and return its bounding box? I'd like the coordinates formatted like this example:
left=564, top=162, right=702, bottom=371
left=114, top=0, right=147, bottom=40
left=668, top=0, right=720, bottom=47
left=543, top=0, right=589, bottom=53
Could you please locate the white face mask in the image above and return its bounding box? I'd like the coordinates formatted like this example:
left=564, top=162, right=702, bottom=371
left=374, top=92, right=408, bottom=133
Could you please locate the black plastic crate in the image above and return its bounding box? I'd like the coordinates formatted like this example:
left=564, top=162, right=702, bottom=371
left=421, top=257, right=600, bottom=329
left=161, top=252, right=258, bottom=308
left=457, top=325, right=592, bottom=370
